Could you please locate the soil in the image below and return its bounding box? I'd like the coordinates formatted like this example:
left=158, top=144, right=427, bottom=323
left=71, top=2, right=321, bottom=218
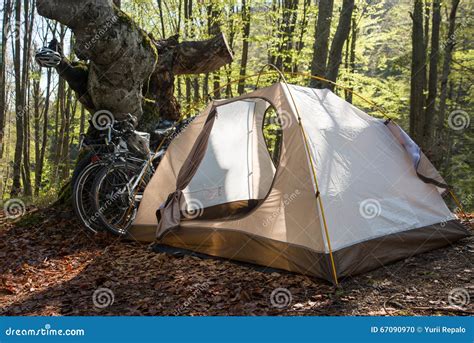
left=0, top=207, right=472, bottom=316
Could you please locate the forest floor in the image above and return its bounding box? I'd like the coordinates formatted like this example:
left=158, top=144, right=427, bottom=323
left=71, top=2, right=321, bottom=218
left=0, top=206, right=472, bottom=316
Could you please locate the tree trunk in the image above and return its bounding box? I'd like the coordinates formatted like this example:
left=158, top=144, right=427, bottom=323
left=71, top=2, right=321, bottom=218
left=12, top=0, right=24, bottom=196
left=275, top=0, right=298, bottom=71
left=238, top=0, right=250, bottom=95
left=409, top=0, right=426, bottom=143
left=157, top=0, right=166, bottom=38
left=36, top=68, right=51, bottom=196
left=310, top=0, right=334, bottom=88
left=225, top=6, right=236, bottom=98
left=325, top=0, right=355, bottom=89
left=33, top=75, right=41, bottom=197
left=21, top=0, right=35, bottom=196
left=36, top=0, right=159, bottom=121
left=0, top=0, right=13, bottom=159
left=422, top=0, right=440, bottom=152
left=294, top=0, right=310, bottom=72
left=345, top=17, right=357, bottom=103
left=208, top=4, right=221, bottom=98
left=434, top=0, right=460, bottom=166
left=79, top=104, right=86, bottom=135
left=422, top=2, right=430, bottom=95
left=60, top=87, right=73, bottom=180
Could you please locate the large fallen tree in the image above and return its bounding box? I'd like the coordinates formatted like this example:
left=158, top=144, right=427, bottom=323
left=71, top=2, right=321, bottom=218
left=36, top=0, right=233, bottom=129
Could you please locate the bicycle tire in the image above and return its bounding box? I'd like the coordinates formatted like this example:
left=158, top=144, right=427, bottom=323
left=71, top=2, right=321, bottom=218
left=71, top=151, right=96, bottom=189
left=92, top=162, right=149, bottom=236
left=72, top=161, right=108, bottom=233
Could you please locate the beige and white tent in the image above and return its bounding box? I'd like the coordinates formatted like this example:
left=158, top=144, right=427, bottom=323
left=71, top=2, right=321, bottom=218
left=130, top=82, right=469, bottom=283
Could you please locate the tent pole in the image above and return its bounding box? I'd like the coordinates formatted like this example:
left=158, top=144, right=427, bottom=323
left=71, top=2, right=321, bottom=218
left=256, top=64, right=340, bottom=285
left=449, top=190, right=468, bottom=221
left=299, top=119, right=340, bottom=286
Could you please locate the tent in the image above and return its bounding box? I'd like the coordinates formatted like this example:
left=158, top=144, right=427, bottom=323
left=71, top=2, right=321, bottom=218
left=129, top=82, right=469, bottom=283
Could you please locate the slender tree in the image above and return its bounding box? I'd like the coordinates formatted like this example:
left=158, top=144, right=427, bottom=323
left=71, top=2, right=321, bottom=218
left=237, top=0, right=250, bottom=95
left=12, top=0, right=24, bottom=196
left=36, top=68, right=52, bottom=195
left=345, top=16, right=357, bottom=103
left=0, top=0, right=13, bottom=159
left=423, top=0, right=441, bottom=151
left=409, top=0, right=426, bottom=142
left=434, top=0, right=461, bottom=165
left=326, top=0, right=355, bottom=89
left=294, top=0, right=311, bottom=72
left=21, top=0, right=35, bottom=196
left=310, top=0, right=334, bottom=88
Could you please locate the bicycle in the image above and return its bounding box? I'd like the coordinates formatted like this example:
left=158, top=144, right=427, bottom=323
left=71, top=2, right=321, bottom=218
left=91, top=117, right=194, bottom=236
left=72, top=115, right=138, bottom=233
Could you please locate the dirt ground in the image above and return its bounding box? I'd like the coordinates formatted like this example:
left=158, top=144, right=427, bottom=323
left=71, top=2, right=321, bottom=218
left=0, top=206, right=472, bottom=316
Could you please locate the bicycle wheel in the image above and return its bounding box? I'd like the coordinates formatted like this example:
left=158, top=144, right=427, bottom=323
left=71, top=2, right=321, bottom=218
left=72, top=161, right=108, bottom=233
left=92, top=162, right=150, bottom=236
left=71, top=151, right=95, bottom=189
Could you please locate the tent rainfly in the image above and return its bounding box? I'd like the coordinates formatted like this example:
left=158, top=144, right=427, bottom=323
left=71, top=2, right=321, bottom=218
left=130, top=82, right=469, bottom=283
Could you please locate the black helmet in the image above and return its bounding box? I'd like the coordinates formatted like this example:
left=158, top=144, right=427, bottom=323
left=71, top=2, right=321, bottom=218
left=34, top=47, right=61, bottom=68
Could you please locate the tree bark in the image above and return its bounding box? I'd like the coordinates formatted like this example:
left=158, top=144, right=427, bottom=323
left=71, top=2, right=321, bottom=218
left=310, top=0, right=334, bottom=88
left=32, top=73, right=42, bottom=197
left=325, top=0, right=355, bottom=89
left=409, top=0, right=426, bottom=142
left=423, top=0, right=441, bottom=151
left=238, top=0, right=250, bottom=95
left=345, top=16, right=357, bottom=103
left=12, top=0, right=24, bottom=196
left=21, top=0, right=34, bottom=196
left=157, top=0, right=166, bottom=37
left=294, top=0, right=310, bottom=72
left=36, top=0, right=159, bottom=121
left=37, top=68, right=51, bottom=195
left=274, top=0, right=298, bottom=71
left=0, top=0, right=13, bottom=159
left=208, top=4, right=222, bottom=98
left=225, top=6, right=236, bottom=98
left=422, top=2, right=430, bottom=95
left=79, top=104, right=86, bottom=135
left=434, top=0, right=460, bottom=166
left=171, top=33, right=233, bottom=75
